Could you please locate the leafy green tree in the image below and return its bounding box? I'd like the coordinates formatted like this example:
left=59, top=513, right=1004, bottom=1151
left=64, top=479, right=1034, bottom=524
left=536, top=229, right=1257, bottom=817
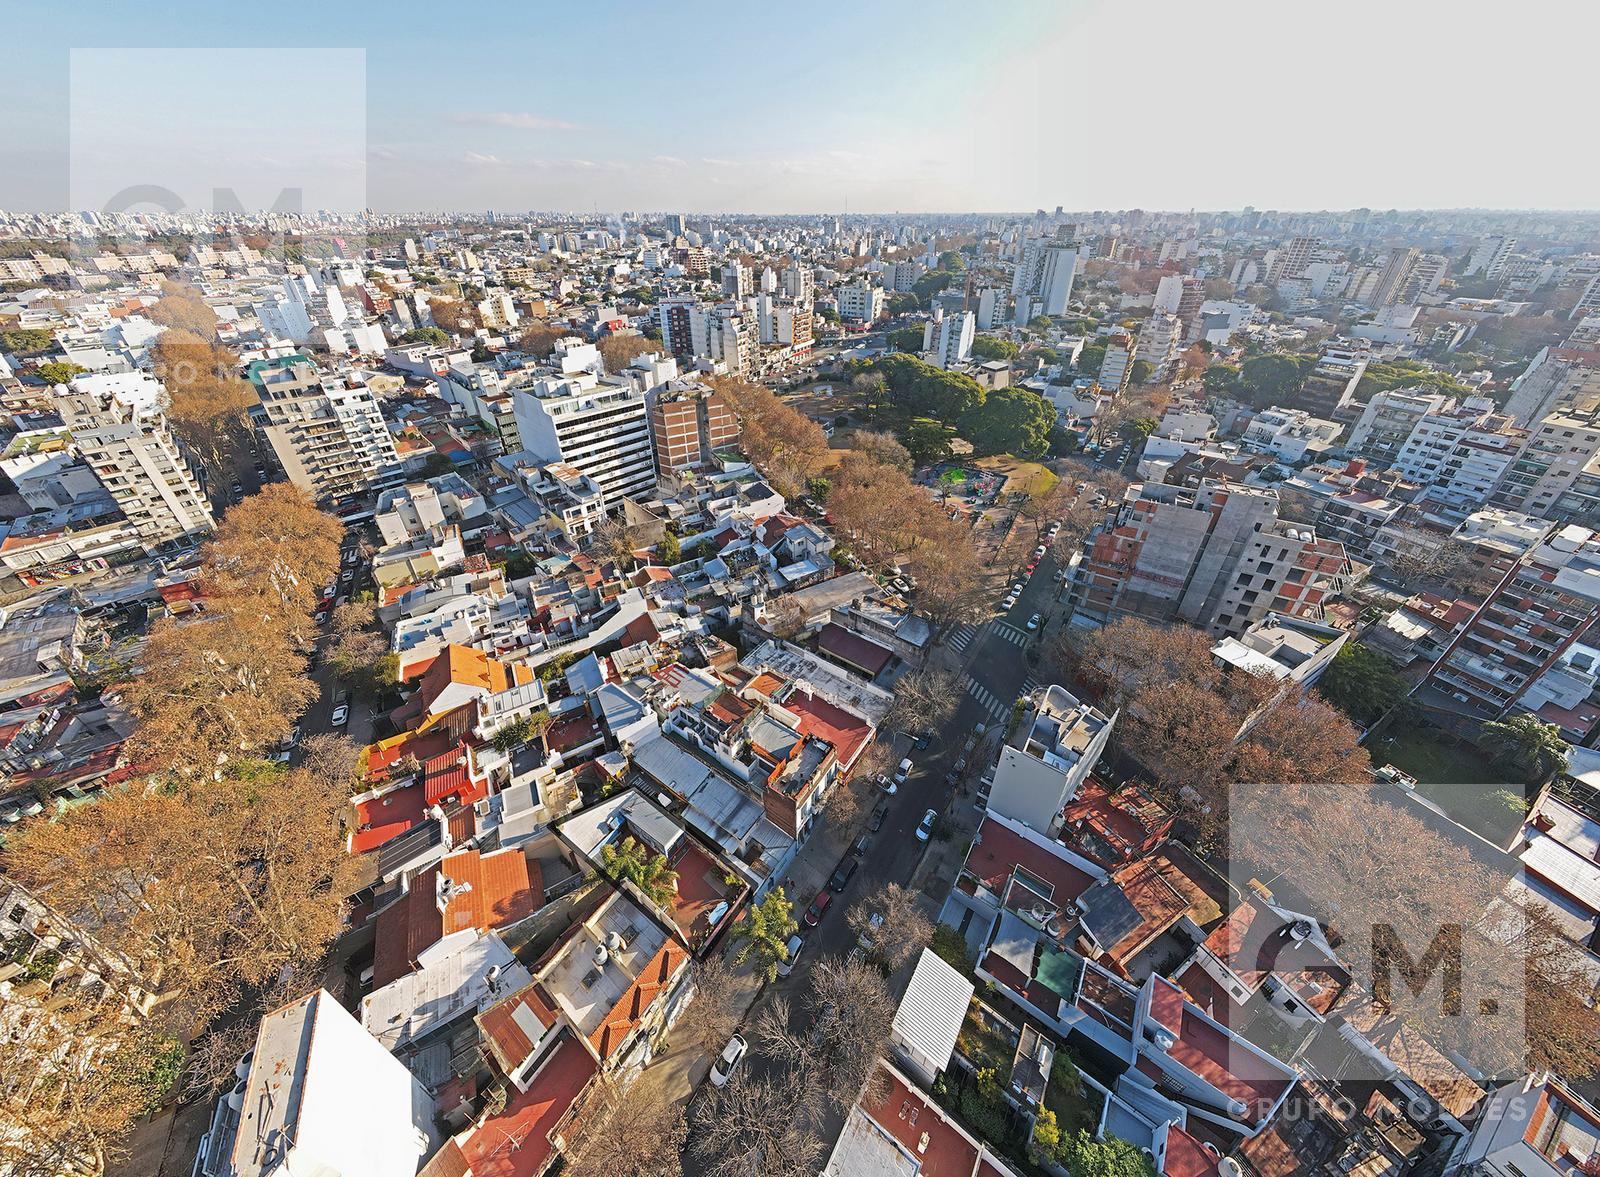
left=0, top=328, right=53, bottom=354
left=400, top=326, right=449, bottom=345
left=1203, top=363, right=1241, bottom=394
left=903, top=420, right=954, bottom=465
left=887, top=326, right=925, bottom=352
left=1477, top=713, right=1569, bottom=785
left=958, top=387, right=1056, bottom=456
left=1318, top=643, right=1408, bottom=727
left=491, top=709, right=552, bottom=753
left=729, top=887, right=799, bottom=981
left=1078, top=343, right=1107, bottom=374
left=1129, top=359, right=1154, bottom=385
left=1028, top=316, right=1054, bottom=332
left=1055, top=1131, right=1156, bottom=1177
left=806, top=475, right=831, bottom=501
left=970, top=335, right=1019, bottom=362
left=601, top=836, right=680, bottom=906
left=937, top=250, right=966, bottom=272
left=36, top=361, right=85, bottom=385
left=886, top=292, right=921, bottom=315
left=1239, top=353, right=1310, bottom=406
left=656, top=529, right=681, bottom=565
left=910, top=270, right=954, bottom=304
left=1126, top=417, right=1159, bottom=440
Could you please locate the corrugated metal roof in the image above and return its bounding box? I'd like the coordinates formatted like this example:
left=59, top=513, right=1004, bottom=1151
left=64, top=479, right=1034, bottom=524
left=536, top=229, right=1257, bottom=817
left=892, top=949, right=974, bottom=1072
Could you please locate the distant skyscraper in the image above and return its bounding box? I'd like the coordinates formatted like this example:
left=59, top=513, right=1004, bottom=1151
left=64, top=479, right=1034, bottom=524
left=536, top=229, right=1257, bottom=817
left=1369, top=247, right=1420, bottom=308
left=1466, top=234, right=1516, bottom=279
left=665, top=213, right=686, bottom=237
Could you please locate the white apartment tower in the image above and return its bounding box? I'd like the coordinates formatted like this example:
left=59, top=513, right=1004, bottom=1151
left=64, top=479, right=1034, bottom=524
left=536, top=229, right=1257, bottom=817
left=249, top=356, right=400, bottom=503
left=510, top=371, right=657, bottom=503
left=62, top=372, right=214, bottom=542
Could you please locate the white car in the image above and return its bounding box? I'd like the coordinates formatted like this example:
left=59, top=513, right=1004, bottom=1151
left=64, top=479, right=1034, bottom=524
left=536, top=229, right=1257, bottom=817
left=1026, top=613, right=1042, bottom=631
left=1034, top=546, right=1047, bottom=558
left=330, top=704, right=350, bottom=727
left=893, top=758, right=913, bottom=786
left=916, top=809, right=937, bottom=842
left=777, top=933, right=804, bottom=977
left=709, top=1033, right=748, bottom=1087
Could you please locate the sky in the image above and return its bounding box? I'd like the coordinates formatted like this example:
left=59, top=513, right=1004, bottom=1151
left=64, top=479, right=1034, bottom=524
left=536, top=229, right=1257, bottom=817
left=4, top=0, right=1599, bottom=216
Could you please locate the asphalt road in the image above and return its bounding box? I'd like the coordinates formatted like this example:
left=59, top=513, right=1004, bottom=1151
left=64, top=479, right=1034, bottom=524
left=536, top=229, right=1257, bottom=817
left=294, top=531, right=380, bottom=756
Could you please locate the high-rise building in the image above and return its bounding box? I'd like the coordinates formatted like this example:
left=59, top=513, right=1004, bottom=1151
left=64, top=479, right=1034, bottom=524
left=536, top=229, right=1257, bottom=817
left=1135, top=313, right=1183, bottom=381
left=837, top=282, right=884, bottom=323
left=61, top=372, right=214, bottom=542
left=925, top=310, right=974, bottom=370
left=1011, top=231, right=1078, bottom=324
left=1466, top=234, right=1516, bottom=279
left=1421, top=524, right=1600, bottom=721
left=1097, top=333, right=1136, bottom=395
left=248, top=356, right=401, bottom=504
left=1345, top=388, right=1455, bottom=465
left=1368, top=247, right=1420, bottom=308
left=647, top=380, right=740, bottom=474
left=1266, top=236, right=1317, bottom=284
left=1069, top=480, right=1348, bottom=637
left=510, top=370, right=657, bottom=503
left=1490, top=409, right=1600, bottom=518
left=664, top=213, right=686, bottom=237
left=1503, top=349, right=1600, bottom=426
left=1295, top=338, right=1372, bottom=418
left=1390, top=399, right=1521, bottom=510
left=779, top=264, right=814, bottom=303
left=721, top=258, right=752, bottom=299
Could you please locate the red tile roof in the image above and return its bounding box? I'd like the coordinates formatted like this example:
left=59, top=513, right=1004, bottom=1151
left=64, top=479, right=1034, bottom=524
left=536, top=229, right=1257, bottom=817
left=858, top=1065, right=984, bottom=1177
left=589, top=938, right=689, bottom=1061
left=456, top=1034, right=596, bottom=1177
left=372, top=848, right=543, bottom=987
left=1163, top=1124, right=1223, bottom=1177
left=784, top=687, right=873, bottom=770
left=478, top=982, right=560, bottom=1075
left=1169, top=1007, right=1294, bottom=1116
left=963, top=816, right=1095, bottom=906
left=817, top=622, right=894, bottom=675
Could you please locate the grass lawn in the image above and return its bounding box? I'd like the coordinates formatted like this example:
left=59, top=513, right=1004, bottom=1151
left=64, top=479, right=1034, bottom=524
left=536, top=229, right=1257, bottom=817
left=972, top=454, right=1059, bottom=497
left=1370, top=726, right=1526, bottom=844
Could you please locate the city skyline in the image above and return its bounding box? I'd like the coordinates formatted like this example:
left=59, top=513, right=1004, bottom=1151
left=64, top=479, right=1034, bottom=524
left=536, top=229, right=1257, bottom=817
left=4, top=0, right=1599, bottom=215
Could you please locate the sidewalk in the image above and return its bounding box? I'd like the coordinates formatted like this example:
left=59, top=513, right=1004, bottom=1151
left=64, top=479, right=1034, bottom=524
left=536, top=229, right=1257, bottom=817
left=627, top=762, right=879, bottom=1108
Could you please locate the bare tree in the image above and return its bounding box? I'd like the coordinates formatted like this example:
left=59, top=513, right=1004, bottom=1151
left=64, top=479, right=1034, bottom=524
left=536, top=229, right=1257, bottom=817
left=803, top=956, right=895, bottom=1112
left=884, top=668, right=962, bottom=736
left=674, top=956, right=742, bottom=1057
left=688, top=1069, right=824, bottom=1177
left=563, top=1074, right=686, bottom=1177
left=845, top=883, right=932, bottom=973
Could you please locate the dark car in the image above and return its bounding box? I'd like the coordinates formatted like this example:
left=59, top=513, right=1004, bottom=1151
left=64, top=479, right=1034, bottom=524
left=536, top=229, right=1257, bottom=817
left=828, top=858, right=859, bottom=892
left=851, top=833, right=871, bottom=857
left=869, top=804, right=888, bottom=832
left=803, top=890, right=832, bottom=927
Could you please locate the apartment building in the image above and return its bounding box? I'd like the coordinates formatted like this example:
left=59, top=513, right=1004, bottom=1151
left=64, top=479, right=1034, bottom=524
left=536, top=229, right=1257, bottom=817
left=1504, top=347, right=1600, bottom=426
left=985, top=684, right=1115, bottom=836
left=1136, top=312, right=1183, bottom=381
left=248, top=356, right=400, bottom=503
left=1240, top=406, right=1342, bottom=464
left=1071, top=480, right=1348, bottom=636
left=510, top=370, right=657, bottom=503
left=647, top=379, right=739, bottom=474
left=60, top=372, right=214, bottom=542
left=1097, top=332, right=1136, bottom=395
left=1296, top=338, right=1372, bottom=418
left=926, top=309, right=975, bottom=370
left=1367, top=246, right=1420, bottom=308
left=1490, top=410, right=1600, bottom=518
left=1345, top=387, right=1454, bottom=465
left=1010, top=229, right=1078, bottom=324
left=836, top=282, right=884, bottom=323
left=1422, top=524, right=1600, bottom=721
left=1391, top=399, right=1523, bottom=511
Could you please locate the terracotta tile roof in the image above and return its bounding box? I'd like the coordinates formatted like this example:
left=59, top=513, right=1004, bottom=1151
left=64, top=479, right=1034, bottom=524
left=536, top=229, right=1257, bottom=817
left=372, top=848, right=543, bottom=987
left=478, top=981, right=560, bottom=1074
left=456, top=1034, right=596, bottom=1177
left=589, top=939, right=688, bottom=1061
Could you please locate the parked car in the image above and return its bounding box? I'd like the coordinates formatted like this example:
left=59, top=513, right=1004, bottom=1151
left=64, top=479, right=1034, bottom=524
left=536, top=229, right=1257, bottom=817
left=869, top=804, right=889, bottom=832
left=916, top=808, right=937, bottom=841
left=803, top=890, right=832, bottom=927
left=828, top=858, right=859, bottom=892
left=875, top=772, right=897, bottom=797
left=858, top=911, right=884, bottom=950
left=1026, top=613, right=1041, bottom=631
left=893, top=758, right=912, bottom=786
left=288, top=724, right=303, bottom=746
left=709, top=1034, right=748, bottom=1087
left=330, top=704, right=350, bottom=727
left=1033, top=546, right=1047, bottom=558
left=851, top=833, right=872, bottom=857
left=777, top=934, right=804, bottom=978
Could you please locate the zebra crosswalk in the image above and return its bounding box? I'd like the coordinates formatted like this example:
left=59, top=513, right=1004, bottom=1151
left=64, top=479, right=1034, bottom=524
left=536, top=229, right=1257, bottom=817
left=1020, top=675, right=1040, bottom=697
left=965, top=678, right=1012, bottom=723
left=990, top=621, right=1031, bottom=648
left=948, top=623, right=979, bottom=655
